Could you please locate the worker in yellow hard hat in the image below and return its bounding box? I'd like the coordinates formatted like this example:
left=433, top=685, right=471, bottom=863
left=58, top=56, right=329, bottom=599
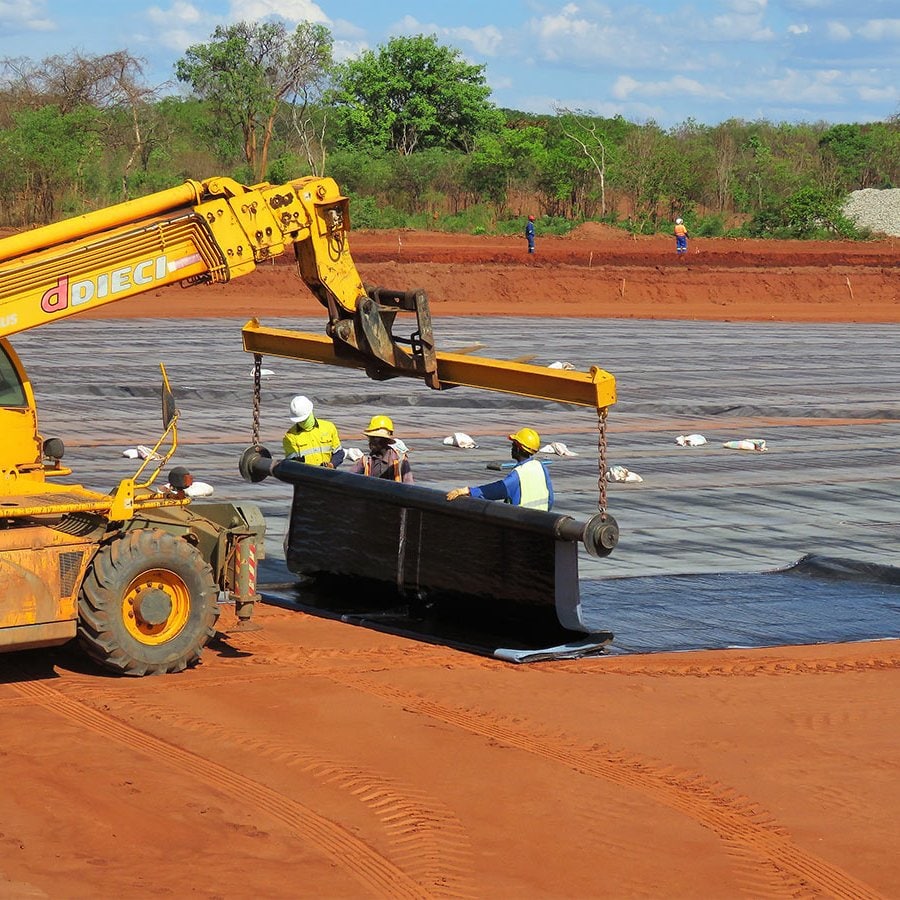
left=446, top=427, right=553, bottom=510
left=350, top=414, right=413, bottom=483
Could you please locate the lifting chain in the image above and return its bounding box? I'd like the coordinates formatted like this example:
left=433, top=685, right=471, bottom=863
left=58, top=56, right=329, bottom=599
left=251, top=353, right=263, bottom=449
left=596, top=406, right=609, bottom=518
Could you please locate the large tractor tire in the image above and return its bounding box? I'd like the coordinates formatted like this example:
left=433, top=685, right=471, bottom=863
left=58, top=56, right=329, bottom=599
left=78, top=528, right=219, bottom=676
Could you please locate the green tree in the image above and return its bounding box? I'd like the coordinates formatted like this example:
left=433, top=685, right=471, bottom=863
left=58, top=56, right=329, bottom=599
left=615, top=121, right=668, bottom=228
left=331, top=34, right=501, bottom=155
left=175, top=20, right=333, bottom=180
left=466, top=125, right=544, bottom=213
left=1, top=51, right=161, bottom=202
left=0, top=104, right=103, bottom=223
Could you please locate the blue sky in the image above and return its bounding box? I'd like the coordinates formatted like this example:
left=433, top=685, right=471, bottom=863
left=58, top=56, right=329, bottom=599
left=1, top=0, right=898, bottom=126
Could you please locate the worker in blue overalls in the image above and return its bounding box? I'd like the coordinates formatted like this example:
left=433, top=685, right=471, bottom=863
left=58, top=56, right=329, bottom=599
left=446, top=427, right=553, bottom=511
left=525, top=215, right=536, bottom=254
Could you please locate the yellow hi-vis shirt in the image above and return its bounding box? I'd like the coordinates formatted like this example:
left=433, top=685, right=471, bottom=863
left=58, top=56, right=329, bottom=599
left=282, top=418, right=342, bottom=465
left=515, top=457, right=552, bottom=510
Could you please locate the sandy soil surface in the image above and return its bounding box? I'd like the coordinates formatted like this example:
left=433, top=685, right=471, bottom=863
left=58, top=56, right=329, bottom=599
left=2, top=228, right=899, bottom=898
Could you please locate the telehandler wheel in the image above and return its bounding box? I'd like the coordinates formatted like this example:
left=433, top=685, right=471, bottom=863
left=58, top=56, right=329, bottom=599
left=77, top=529, right=219, bottom=676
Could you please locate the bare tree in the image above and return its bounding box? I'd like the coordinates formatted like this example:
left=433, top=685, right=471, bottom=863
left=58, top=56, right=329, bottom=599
left=555, top=107, right=609, bottom=216
left=286, top=24, right=334, bottom=176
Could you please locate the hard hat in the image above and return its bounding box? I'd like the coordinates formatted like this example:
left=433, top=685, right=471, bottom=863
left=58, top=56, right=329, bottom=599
left=289, top=395, right=314, bottom=422
left=364, top=414, right=395, bottom=440
left=508, top=427, right=541, bottom=454
left=675, top=218, right=683, bottom=224
left=528, top=215, right=535, bottom=221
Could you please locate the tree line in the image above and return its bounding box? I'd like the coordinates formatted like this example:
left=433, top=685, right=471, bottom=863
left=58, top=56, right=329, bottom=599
left=1, top=22, right=898, bottom=239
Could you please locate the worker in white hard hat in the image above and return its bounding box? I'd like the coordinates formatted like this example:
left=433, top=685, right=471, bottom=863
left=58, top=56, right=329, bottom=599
left=446, top=427, right=553, bottom=510
left=674, top=217, right=688, bottom=255
left=350, top=414, right=413, bottom=483
left=282, top=395, right=345, bottom=467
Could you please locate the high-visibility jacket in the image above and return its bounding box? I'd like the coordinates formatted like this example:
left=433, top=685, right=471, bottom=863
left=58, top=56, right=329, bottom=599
left=470, top=457, right=553, bottom=511
left=282, top=418, right=342, bottom=466
left=674, top=223, right=688, bottom=237
left=352, top=447, right=413, bottom=483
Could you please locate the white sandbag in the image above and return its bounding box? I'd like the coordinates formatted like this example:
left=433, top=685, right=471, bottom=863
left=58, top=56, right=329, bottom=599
left=607, top=464, right=643, bottom=483
left=122, top=447, right=140, bottom=459
left=345, top=447, right=364, bottom=462
left=540, top=441, right=578, bottom=457
left=548, top=360, right=575, bottom=370
left=676, top=434, right=707, bottom=447
left=722, top=439, right=768, bottom=452
left=137, top=445, right=161, bottom=460
left=443, top=432, right=478, bottom=449
left=184, top=481, right=214, bottom=498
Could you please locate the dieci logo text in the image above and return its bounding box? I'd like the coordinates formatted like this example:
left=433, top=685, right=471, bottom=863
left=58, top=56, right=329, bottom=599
left=41, top=256, right=168, bottom=313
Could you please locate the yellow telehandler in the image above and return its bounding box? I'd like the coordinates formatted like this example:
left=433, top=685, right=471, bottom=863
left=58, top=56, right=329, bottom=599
left=0, top=175, right=617, bottom=673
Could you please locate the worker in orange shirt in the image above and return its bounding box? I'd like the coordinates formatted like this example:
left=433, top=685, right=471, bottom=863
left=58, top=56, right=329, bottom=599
left=674, top=218, right=688, bottom=255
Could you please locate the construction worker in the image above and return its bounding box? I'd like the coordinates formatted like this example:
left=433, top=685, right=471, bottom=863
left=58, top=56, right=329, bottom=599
left=525, top=214, right=536, bottom=254
left=446, top=427, right=553, bottom=511
left=674, top=217, right=688, bottom=255
left=350, top=414, right=413, bottom=483
left=282, top=395, right=345, bottom=467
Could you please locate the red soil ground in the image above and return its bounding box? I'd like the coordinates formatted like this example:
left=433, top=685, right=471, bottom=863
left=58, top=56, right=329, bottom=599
left=2, top=228, right=899, bottom=898
left=80, top=223, right=900, bottom=324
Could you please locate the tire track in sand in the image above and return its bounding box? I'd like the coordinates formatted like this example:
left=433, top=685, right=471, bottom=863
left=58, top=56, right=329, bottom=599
left=11, top=679, right=433, bottom=900
left=317, top=671, right=882, bottom=900
left=551, top=651, right=900, bottom=678
left=57, top=683, right=475, bottom=899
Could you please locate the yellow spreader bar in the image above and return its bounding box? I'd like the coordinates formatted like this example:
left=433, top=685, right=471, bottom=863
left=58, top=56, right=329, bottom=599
left=241, top=320, right=617, bottom=410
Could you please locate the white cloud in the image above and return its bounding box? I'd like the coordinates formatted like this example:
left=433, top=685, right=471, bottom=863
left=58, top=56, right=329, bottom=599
left=528, top=6, right=667, bottom=67
left=740, top=67, right=845, bottom=104
left=145, top=2, right=206, bottom=51
left=522, top=90, right=653, bottom=120
left=826, top=20, right=852, bottom=39
left=710, top=0, right=775, bottom=42
left=857, top=18, right=900, bottom=41
left=446, top=24, right=504, bottom=56
left=612, top=74, right=727, bottom=101
left=147, top=1, right=201, bottom=27
left=331, top=38, right=368, bottom=64
left=145, top=0, right=332, bottom=52
left=227, top=0, right=328, bottom=25
left=857, top=84, right=898, bottom=102
left=728, top=0, right=767, bottom=15
left=787, top=23, right=809, bottom=34
left=0, top=0, right=54, bottom=31
left=390, top=14, right=503, bottom=56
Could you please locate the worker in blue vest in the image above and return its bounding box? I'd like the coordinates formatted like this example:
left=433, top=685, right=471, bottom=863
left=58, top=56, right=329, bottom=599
left=525, top=214, right=536, bottom=254
left=446, top=427, right=553, bottom=511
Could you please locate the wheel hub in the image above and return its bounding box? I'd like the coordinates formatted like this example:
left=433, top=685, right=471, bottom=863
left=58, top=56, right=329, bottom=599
left=133, top=587, right=173, bottom=626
